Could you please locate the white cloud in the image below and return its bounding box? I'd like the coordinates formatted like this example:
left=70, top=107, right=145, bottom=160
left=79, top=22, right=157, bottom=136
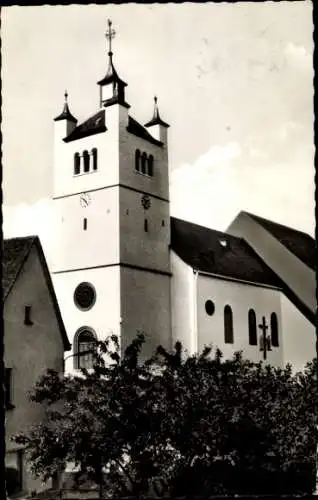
left=3, top=198, right=58, bottom=267
left=284, top=42, right=312, bottom=71
left=170, top=140, right=314, bottom=236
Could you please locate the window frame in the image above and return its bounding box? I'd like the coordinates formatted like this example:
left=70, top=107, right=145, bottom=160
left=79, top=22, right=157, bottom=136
left=91, top=148, right=98, bottom=171
left=135, top=149, right=141, bottom=171
left=74, top=152, right=80, bottom=175
left=270, top=312, right=279, bottom=347
left=83, top=150, right=90, bottom=173
left=74, top=327, right=97, bottom=370
left=248, top=309, right=257, bottom=346
left=224, top=305, right=234, bottom=344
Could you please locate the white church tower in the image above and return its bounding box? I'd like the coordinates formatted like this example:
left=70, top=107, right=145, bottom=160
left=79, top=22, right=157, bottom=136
left=51, top=20, right=172, bottom=373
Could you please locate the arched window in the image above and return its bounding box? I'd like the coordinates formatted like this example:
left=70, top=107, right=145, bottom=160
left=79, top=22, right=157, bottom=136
left=224, top=305, right=234, bottom=344
left=83, top=150, right=90, bottom=173
left=248, top=309, right=257, bottom=345
left=135, top=149, right=140, bottom=171
left=270, top=313, right=279, bottom=347
left=74, top=153, right=80, bottom=175
left=92, top=148, right=98, bottom=171
left=74, top=327, right=96, bottom=370
left=141, top=152, right=147, bottom=174
left=148, top=155, right=154, bottom=176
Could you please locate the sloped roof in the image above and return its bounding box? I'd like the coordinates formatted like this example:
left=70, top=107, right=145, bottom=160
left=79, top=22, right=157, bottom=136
left=170, top=217, right=281, bottom=288
left=3, top=236, right=36, bottom=300
left=54, top=102, right=77, bottom=124
left=127, top=116, right=163, bottom=147
left=64, top=110, right=106, bottom=143
left=3, top=236, right=71, bottom=351
left=243, top=212, right=316, bottom=270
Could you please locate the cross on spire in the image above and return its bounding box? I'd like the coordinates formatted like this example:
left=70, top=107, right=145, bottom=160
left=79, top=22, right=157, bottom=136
left=105, top=19, right=116, bottom=55
left=258, top=316, right=271, bottom=360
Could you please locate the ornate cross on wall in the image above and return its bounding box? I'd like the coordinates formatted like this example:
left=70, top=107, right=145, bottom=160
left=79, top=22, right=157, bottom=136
left=258, top=316, right=271, bottom=360
left=106, top=19, right=116, bottom=54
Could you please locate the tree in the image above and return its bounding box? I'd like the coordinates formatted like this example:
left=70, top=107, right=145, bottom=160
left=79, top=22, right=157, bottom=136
left=14, top=335, right=318, bottom=497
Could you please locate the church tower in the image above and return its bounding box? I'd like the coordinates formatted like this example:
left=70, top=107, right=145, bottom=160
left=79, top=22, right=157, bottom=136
left=51, top=21, right=172, bottom=373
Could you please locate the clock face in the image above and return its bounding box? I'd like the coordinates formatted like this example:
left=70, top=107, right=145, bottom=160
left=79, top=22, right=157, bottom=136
left=141, top=194, right=151, bottom=210
left=80, top=192, right=91, bottom=208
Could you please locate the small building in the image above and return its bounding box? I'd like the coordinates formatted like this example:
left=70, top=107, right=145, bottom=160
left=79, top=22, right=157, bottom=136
left=3, top=235, right=71, bottom=496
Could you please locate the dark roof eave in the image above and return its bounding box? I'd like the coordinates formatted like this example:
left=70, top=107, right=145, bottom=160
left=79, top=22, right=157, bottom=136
left=54, top=113, right=77, bottom=124
left=144, top=117, right=170, bottom=128
left=97, top=76, right=127, bottom=87
left=103, top=97, right=130, bottom=109
left=63, top=126, right=107, bottom=143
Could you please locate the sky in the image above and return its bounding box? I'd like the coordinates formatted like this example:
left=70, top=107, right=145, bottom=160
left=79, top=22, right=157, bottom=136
left=2, top=2, right=314, bottom=263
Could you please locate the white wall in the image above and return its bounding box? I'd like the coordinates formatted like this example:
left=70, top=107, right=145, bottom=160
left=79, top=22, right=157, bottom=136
left=170, top=251, right=195, bottom=356
left=197, top=274, right=283, bottom=365
left=119, top=187, right=170, bottom=272
left=119, top=121, right=169, bottom=201
left=51, top=187, right=119, bottom=273
left=52, top=266, right=121, bottom=374
left=280, top=294, right=316, bottom=372
left=120, top=267, right=172, bottom=360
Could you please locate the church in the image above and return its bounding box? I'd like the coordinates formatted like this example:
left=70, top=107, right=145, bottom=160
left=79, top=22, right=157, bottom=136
left=51, top=21, right=316, bottom=375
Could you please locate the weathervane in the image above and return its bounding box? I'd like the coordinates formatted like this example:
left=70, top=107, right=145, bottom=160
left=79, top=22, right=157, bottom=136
left=105, top=19, right=116, bottom=54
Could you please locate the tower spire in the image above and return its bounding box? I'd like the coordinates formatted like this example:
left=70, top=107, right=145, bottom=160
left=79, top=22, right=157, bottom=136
left=97, top=20, right=129, bottom=108
left=105, top=19, right=116, bottom=56
left=54, top=90, right=77, bottom=123
left=145, top=96, right=169, bottom=128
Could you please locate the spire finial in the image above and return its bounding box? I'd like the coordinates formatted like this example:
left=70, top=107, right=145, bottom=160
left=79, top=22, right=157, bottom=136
left=153, top=95, right=160, bottom=119
left=64, top=90, right=68, bottom=102
left=105, top=19, right=116, bottom=55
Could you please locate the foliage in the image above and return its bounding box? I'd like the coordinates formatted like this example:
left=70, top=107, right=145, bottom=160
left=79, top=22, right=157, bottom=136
left=5, top=467, right=21, bottom=496
left=14, top=335, right=318, bottom=497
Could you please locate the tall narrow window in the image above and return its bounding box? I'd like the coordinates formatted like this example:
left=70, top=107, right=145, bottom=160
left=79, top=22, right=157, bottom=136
left=74, top=328, right=96, bottom=370
left=92, top=148, right=98, bottom=171
left=148, top=155, right=154, bottom=176
left=144, top=218, right=148, bottom=232
left=24, top=305, right=33, bottom=326
left=83, top=218, right=87, bottom=231
left=135, top=149, right=140, bottom=171
left=224, top=305, right=234, bottom=344
left=74, top=153, right=80, bottom=175
left=141, top=152, right=147, bottom=174
left=248, top=309, right=257, bottom=345
left=270, top=312, right=279, bottom=347
left=83, top=150, right=90, bottom=173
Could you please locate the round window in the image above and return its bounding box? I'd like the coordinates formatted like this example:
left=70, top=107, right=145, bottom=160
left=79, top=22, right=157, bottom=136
left=74, top=282, right=96, bottom=311
left=205, top=300, right=215, bottom=316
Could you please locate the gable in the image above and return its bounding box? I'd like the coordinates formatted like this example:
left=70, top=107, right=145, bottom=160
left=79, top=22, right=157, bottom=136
left=3, top=236, right=71, bottom=351
left=227, top=211, right=316, bottom=326
left=3, top=236, right=36, bottom=300
left=245, top=212, right=316, bottom=270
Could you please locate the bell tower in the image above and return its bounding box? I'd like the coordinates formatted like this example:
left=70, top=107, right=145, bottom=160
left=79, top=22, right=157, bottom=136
left=51, top=20, right=172, bottom=373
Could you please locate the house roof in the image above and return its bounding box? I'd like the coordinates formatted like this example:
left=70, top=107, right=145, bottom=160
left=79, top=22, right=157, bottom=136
left=3, top=236, right=71, bottom=351
left=242, top=212, right=316, bottom=271
left=127, top=116, right=163, bottom=147
left=64, top=110, right=106, bottom=143
left=170, top=217, right=282, bottom=288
